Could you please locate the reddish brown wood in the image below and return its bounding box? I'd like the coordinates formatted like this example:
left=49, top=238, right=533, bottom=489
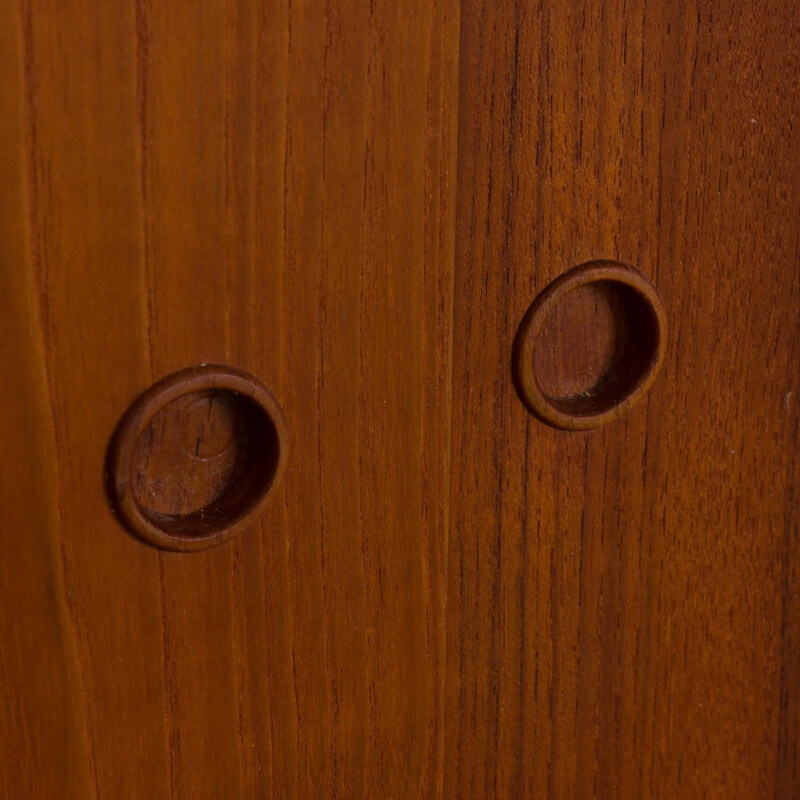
left=1, top=0, right=459, bottom=796
left=107, top=364, right=288, bottom=551
left=0, top=0, right=798, bottom=798
left=514, top=260, right=666, bottom=430
left=445, top=1, right=800, bottom=797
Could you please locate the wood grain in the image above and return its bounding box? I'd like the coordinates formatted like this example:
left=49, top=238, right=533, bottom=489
left=0, top=0, right=798, bottom=798
left=445, top=0, right=800, bottom=797
left=2, top=0, right=459, bottom=796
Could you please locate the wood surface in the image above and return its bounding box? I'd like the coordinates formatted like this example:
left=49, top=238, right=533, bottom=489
left=107, top=364, right=289, bottom=551
left=513, top=260, right=667, bottom=430
left=0, top=0, right=798, bottom=798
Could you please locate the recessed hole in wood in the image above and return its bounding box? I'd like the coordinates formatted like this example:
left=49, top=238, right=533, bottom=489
left=514, top=261, right=667, bottom=430
left=107, top=365, right=288, bottom=551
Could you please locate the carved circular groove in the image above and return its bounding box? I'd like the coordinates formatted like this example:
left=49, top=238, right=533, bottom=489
left=513, top=261, right=667, bottom=431
left=107, top=365, right=288, bottom=551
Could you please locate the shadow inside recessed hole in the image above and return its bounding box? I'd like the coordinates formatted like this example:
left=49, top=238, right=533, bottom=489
left=129, top=389, right=282, bottom=538
left=531, top=280, right=660, bottom=418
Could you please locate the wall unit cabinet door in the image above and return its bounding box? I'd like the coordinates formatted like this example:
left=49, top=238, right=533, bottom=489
left=1, top=1, right=797, bottom=798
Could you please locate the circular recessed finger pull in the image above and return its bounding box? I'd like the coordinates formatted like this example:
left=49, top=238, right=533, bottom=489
left=513, top=261, right=667, bottom=431
left=107, top=364, right=288, bottom=551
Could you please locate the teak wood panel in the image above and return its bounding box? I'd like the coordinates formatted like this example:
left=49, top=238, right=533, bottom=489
left=1, top=0, right=459, bottom=796
left=448, top=2, right=799, bottom=798
left=0, top=1, right=797, bottom=799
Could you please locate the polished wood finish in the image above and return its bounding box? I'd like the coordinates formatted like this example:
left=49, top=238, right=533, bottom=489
left=2, top=0, right=459, bottom=796
left=514, top=260, right=667, bottom=430
left=108, top=365, right=288, bottom=551
left=447, top=1, right=800, bottom=797
left=1, top=1, right=798, bottom=798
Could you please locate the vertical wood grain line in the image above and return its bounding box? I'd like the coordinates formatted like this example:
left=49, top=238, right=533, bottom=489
left=135, top=0, right=156, bottom=383
left=134, top=2, right=174, bottom=796
left=223, top=0, right=233, bottom=366
left=358, top=1, right=376, bottom=786
left=279, top=4, right=304, bottom=793
left=775, top=230, right=800, bottom=797
left=221, top=2, right=244, bottom=792
left=17, top=1, right=99, bottom=795
left=316, top=4, right=335, bottom=783
left=157, top=556, right=177, bottom=800
left=419, top=1, right=459, bottom=794
left=278, top=3, right=302, bottom=794
left=316, top=5, right=338, bottom=791
left=280, top=0, right=332, bottom=792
